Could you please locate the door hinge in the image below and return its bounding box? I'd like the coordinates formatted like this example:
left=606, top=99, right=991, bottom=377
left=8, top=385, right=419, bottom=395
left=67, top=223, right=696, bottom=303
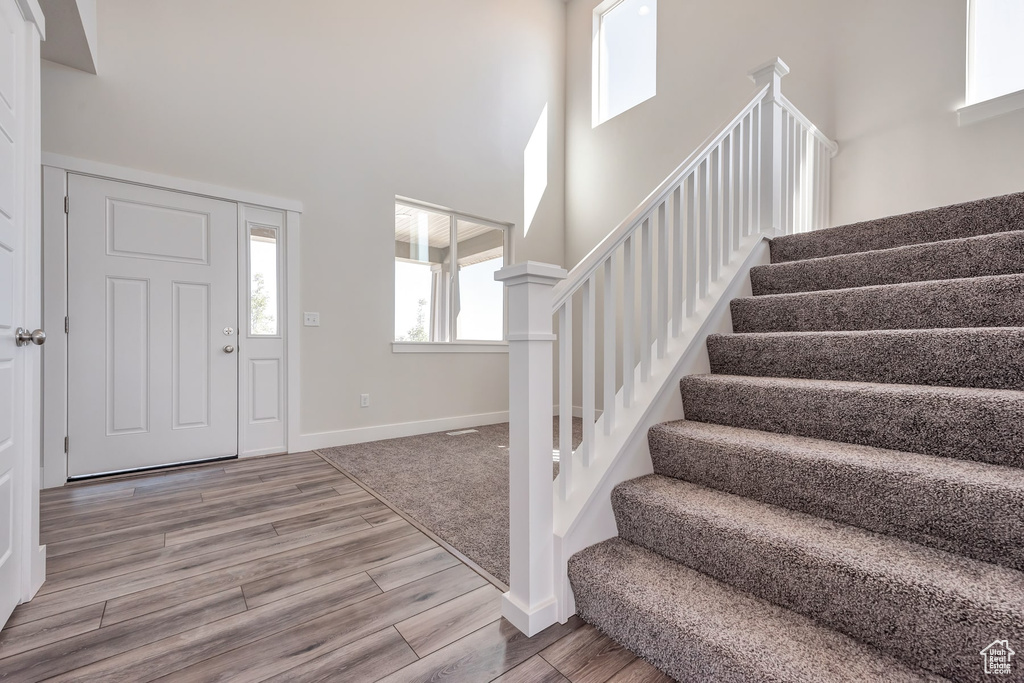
left=64, top=196, right=69, bottom=214
left=64, top=316, right=69, bottom=334
left=64, top=436, right=68, bottom=453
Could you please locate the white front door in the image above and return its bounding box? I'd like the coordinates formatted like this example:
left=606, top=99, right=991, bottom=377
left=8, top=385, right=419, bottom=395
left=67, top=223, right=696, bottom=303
left=0, top=0, right=43, bottom=626
left=67, top=176, right=239, bottom=478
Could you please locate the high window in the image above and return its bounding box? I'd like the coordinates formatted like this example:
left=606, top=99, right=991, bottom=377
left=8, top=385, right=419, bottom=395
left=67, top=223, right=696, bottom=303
left=969, top=0, right=1024, bottom=104
left=961, top=0, right=1024, bottom=124
left=969, top=0, right=1024, bottom=103
left=593, top=0, right=657, bottom=126
left=394, top=200, right=509, bottom=346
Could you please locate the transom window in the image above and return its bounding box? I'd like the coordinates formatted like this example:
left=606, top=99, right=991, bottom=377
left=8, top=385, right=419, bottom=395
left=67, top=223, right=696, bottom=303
left=593, top=0, right=657, bottom=126
left=394, top=199, right=509, bottom=344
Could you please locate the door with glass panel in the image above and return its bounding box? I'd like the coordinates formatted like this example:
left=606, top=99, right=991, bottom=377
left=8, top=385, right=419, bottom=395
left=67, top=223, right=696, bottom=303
left=67, top=175, right=238, bottom=477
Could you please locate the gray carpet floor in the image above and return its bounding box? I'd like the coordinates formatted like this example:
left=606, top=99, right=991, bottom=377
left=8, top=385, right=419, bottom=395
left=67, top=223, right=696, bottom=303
left=319, top=417, right=582, bottom=585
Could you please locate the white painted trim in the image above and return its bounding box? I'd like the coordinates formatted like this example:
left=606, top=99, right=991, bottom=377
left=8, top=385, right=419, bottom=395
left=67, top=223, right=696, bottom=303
left=296, top=410, right=510, bottom=452
left=957, top=88, right=1024, bottom=126
left=42, top=154, right=303, bottom=213
left=41, top=166, right=67, bottom=489
left=286, top=211, right=302, bottom=454
left=40, top=161, right=303, bottom=486
left=502, top=592, right=559, bottom=638
left=15, top=0, right=44, bottom=37
left=391, top=342, right=508, bottom=354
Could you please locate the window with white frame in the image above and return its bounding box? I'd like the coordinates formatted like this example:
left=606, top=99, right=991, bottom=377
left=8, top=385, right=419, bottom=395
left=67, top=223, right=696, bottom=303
left=249, top=225, right=279, bottom=336
left=593, top=0, right=657, bottom=126
left=394, top=200, right=509, bottom=344
left=968, top=0, right=1024, bottom=104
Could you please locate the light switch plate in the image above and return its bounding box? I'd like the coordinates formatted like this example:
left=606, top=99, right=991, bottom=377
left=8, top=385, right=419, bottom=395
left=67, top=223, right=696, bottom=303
left=304, top=312, right=320, bottom=327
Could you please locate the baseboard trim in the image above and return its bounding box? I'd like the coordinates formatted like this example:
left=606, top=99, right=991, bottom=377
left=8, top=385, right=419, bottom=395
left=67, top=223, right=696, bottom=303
left=294, top=410, right=510, bottom=452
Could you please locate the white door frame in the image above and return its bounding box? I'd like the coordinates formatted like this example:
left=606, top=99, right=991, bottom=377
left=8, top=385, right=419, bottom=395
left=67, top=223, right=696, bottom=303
left=41, top=154, right=303, bottom=488
left=10, top=0, right=46, bottom=607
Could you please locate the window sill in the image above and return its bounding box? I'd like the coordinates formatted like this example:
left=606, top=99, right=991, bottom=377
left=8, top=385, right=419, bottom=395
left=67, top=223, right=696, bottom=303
left=958, top=88, right=1024, bottom=126
left=392, top=341, right=509, bottom=354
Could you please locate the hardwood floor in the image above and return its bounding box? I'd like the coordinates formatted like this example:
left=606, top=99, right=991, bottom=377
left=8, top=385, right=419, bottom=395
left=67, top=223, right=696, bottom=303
left=0, top=452, right=671, bottom=682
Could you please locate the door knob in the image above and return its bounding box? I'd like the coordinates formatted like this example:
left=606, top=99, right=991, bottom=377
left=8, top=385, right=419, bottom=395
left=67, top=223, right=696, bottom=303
left=223, top=345, right=235, bottom=354
left=15, top=328, right=46, bottom=347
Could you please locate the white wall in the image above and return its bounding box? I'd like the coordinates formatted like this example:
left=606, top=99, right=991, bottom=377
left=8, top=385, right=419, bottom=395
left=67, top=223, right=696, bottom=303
left=565, top=0, right=1024, bottom=265
left=41, top=0, right=567, bottom=440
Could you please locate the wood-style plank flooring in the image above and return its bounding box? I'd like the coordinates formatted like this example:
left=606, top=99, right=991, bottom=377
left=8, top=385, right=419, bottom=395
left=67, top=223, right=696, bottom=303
left=0, top=451, right=671, bottom=682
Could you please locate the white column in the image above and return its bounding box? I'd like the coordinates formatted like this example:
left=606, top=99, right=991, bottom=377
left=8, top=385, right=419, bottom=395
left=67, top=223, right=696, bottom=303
left=749, top=57, right=789, bottom=236
left=494, top=261, right=567, bottom=637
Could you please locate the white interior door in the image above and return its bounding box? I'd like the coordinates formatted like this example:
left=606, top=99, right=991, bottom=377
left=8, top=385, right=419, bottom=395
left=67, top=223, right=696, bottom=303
left=0, top=0, right=44, bottom=626
left=67, top=176, right=238, bottom=477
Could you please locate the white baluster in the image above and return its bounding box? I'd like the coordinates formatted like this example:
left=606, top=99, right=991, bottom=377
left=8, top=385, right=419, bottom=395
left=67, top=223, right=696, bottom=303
left=722, top=134, right=732, bottom=264
left=710, top=146, right=721, bottom=282
left=699, top=160, right=710, bottom=299
left=558, top=300, right=572, bottom=501
left=685, top=173, right=697, bottom=317
left=823, top=140, right=831, bottom=228
left=816, top=140, right=825, bottom=231
left=640, top=217, right=652, bottom=382
left=602, top=258, right=615, bottom=436
left=737, top=118, right=747, bottom=239
left=798, top=126, right=806, bottom=233
left=671, top=185, right=683, bottom=337
left=751, top=103, right=761, bottom=234
left=790, top=115, right=798, bottom=234
left=781, top=111, right=790, bottom=235
left=622, top=235, right=635, bottom=408
left=582, top=277, right=596, bottom=467
left=656, top=201, right=668, bottom=359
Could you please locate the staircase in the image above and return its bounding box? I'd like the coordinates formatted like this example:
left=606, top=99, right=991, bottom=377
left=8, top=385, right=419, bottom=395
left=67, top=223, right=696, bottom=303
left=567, top=193, right=1024, bottom=682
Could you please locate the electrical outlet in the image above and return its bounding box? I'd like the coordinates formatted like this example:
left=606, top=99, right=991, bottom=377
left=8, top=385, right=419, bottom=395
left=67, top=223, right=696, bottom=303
left=360, top=393, right=370, bottom=408
left=303, top=312, right=320, bottom=327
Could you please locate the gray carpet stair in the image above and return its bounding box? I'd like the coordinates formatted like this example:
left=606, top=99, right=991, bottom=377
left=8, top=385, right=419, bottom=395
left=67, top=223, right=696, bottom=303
left=751, top=230, right=1024, bottom=295
left=769, top=191, right=1024, bottom=263
left=680, top=374, right=1024, bottom=467
left=568, top=191, right=1024, bottom=682
left=706, top=328, right=1024, bottom=390
left=567, top=539, right=948, bottom=683
left=732, top=273, right=1024, bottom=333
left=611, top=475, right=1024, bottom=683
left=647, top=420, right=1024, bottom=571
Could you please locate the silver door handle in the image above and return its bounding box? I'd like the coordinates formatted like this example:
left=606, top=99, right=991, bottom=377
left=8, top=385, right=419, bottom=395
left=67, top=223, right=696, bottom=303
left=15, top=328, right=46, bottom=347
left=223, top=345, right=235, bottom=354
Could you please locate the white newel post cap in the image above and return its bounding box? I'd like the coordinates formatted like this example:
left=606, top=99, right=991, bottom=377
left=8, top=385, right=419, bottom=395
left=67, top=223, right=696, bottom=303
left=494, top=261, right=568, bottom=287
left=748, top=57, right=790, bottom=90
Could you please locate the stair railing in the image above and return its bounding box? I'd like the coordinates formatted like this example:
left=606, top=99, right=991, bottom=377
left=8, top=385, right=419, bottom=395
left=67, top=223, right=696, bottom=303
left=495, top=58, right=838, bottom=636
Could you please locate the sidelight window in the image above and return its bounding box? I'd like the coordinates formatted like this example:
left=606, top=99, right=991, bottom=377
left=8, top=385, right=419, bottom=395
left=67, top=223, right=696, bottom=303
left=249, top=225, right=279, bottom=336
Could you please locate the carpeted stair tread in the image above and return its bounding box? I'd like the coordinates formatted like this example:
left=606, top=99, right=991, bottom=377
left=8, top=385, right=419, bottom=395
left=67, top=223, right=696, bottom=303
left=731, top=273, right=1024, bottom=333
left=752, top=230, right=1024, bottom=295
left=706, top=328, right=1024, bottom=390
left=612, top=476, right=1024, bottom=683
left=647, top=420, right=1024, bottom=571
left=769, top=191, right=1024, bottom=263
left=680, top=374, right=1024, bottom=467
left=567, top=538, right=949, bottom=683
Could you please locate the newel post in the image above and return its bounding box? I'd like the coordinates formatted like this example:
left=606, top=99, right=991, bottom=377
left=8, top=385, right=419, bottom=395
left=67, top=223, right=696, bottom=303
left=494, top=261, right=567, bottom=637
left=750, top=57, right=789, bottom=235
